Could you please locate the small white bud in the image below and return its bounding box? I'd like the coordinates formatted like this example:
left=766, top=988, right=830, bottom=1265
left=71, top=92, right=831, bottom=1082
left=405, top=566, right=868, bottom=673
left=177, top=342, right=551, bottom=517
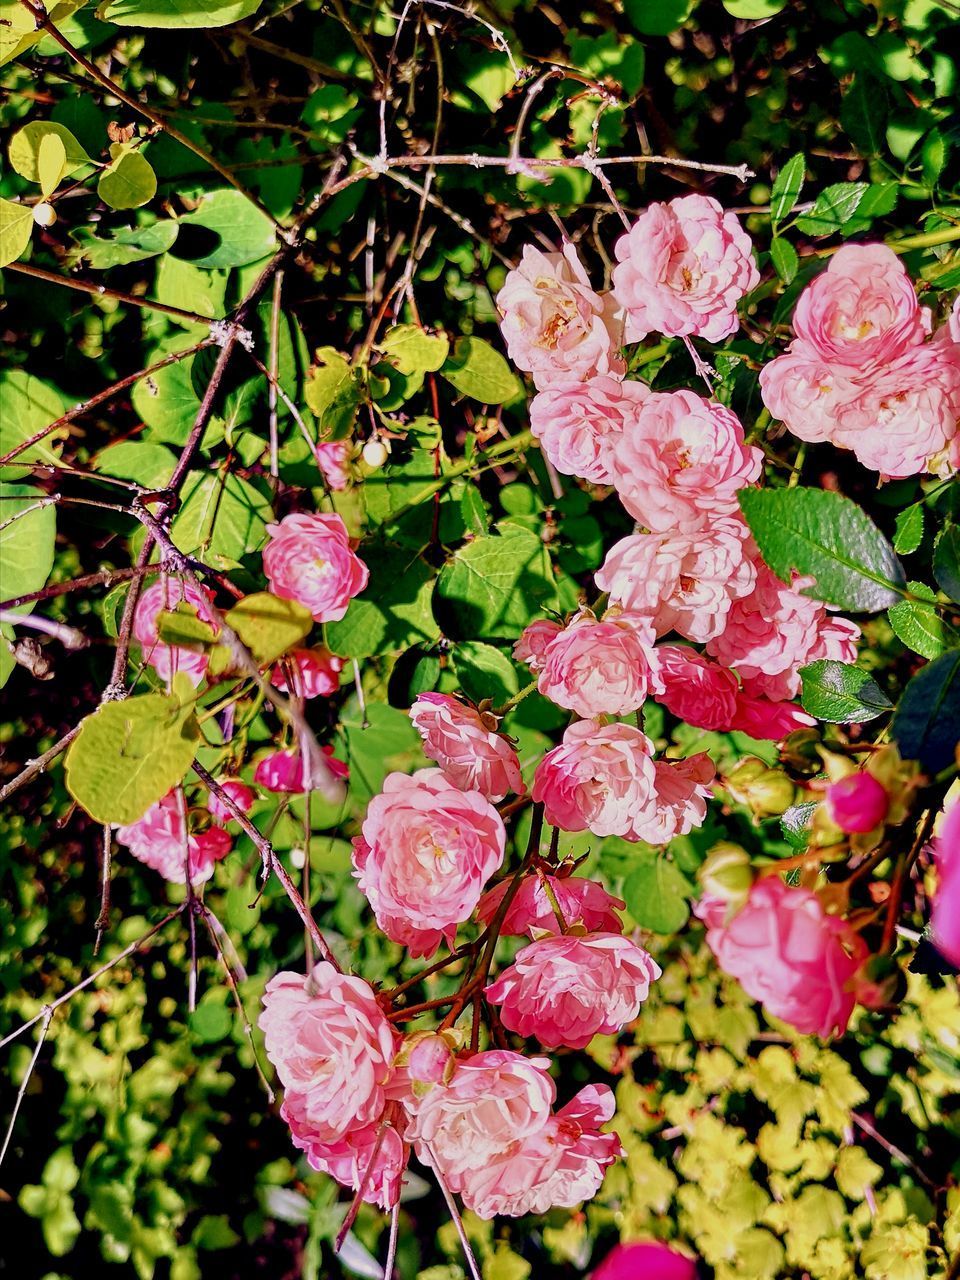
left=32, top=202, right=57, bottom=228
left=362, top=438, right=389, bottom=468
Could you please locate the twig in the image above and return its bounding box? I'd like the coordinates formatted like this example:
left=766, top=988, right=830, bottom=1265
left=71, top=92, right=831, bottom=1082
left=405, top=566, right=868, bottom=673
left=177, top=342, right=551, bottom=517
left=0, top=609, right=88, bottom=650
left=94, top=826, right=112, bottom=954
left=383, top=1201, right=400, bottom=1280
left=424, top=1145, right=482, bottom=1280
left=0, top=1007, right=52, bottom=1170
left=0, top=567, right=140, bottom=613
left=267, top=271, right=283, bottom=479
left=2, top=262, right=215, bottom=328
left=0, top=724, right=82, bottom=807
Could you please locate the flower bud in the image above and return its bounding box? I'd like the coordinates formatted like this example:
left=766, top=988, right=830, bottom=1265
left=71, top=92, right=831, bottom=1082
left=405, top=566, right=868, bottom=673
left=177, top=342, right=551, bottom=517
left=853, top=953, right=905, bottom=1009
left=724, top=757, right=796, bottom=817
left=32, top=202, right=57, bottom=227
left=826, top=771, right=889, bottom=834
left=698, top=842, right=753, bottom=909
left=362, top=438, right=389, bottom=468
left=397, top=1029, right=460, bottom=1095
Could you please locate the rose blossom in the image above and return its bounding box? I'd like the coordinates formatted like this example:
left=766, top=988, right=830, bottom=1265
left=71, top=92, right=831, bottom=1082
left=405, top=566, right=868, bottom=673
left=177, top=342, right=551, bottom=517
left=595, top=519, right=756, bottom=643
left=476, top=873, right=625, bottom=938
left=313, top=439, right=351, bottom=491
left=532, top=721, right=659, bottom=841
left=609, top=390, right=762, bottom=534
left=353, top=769, right=506, bottom=958
left=528, top=376, right=649, bottom=484
left=611, top=194, right=759, bottom=343
left=262, top=512, right=368, bottom=623
left=485, top=932, right=661, bottom=1049
left=116, top=790, right=231, bottom=885
left=728, top=689, right=816, bottom=741
left=698, top=877, right=869, bottom=1036
left=254, top=745, right=348, bottom=794
left=637, top=754, right=715, bottom=846
left=948, top=295, right=960, bottom=344
left=826, top=772, right=890, bottom=834
left=272, top=647, right=344, bottom=699
left=132, top=576, right=220, bottom=687
left=207, top=778, right=255, bottom=823
left=496, top=242, right=625, bottom=389
left=409, top=693, right=523, bottom=802
left=759, top=340, right=864, bottom=444
left=653, top=645, right=739, bottom=731
left=259, top=966, right=398, bottom=1142
left=284, top=1106, right=407, bottom=1209
left=592, top=1241, right=698, bottom=1280
left=513, top=617, right=562, bottom=672
left=535, top=611, right=661, bottom=719
left=931, top=801, right=960, bottom=968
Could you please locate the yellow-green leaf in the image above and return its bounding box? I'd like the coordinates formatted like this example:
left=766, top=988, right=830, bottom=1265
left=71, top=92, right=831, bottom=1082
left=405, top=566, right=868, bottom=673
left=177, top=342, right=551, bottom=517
left=0, top=198, right=33, bottom=268
left=220, top=592, right=313, bottom=666
left=37, top=132, right=67, bottom=198
left=8, top=120, right=92, bottom=182
left=97, top=148, right=157, bottom=210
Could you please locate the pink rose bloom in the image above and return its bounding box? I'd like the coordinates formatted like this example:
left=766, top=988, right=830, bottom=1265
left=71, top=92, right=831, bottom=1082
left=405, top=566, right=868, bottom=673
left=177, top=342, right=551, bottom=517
left=409, top=693, right=524, bottom=803
left=259, top=966, right=398, bottom=1142
left=536, top=611, right=661, bottom=719
left=313, top=439, right=351, bottom=491
left=610, top=390, right=762, bottom=534
left=254, top=745, right=348, bottom=794
left=513, top=617, right=563, bottom=672
left=948, top=296, right=960, bottom=344
left=485, top=932, right=661, bottom=1049
left=528, top=376, right=648, bottom=484
left=592, top=1241, right=698, bottom=1280
left=595, top=519, right=756, bottom=643
left=532, top=721, right=659, bottom=841
left=611, top=195, right=759, bottom=343
left=476, top=873, right=625, bottom=938
left=116, top=790, right=231, bottom=885
left=698, top=877, right=869, bottom=1036
left=931, top=801, right=960, bottom=968
left=496, top=242, right=625, bottom=390
left=759, top=340, right=864, bottom=444
left=728, top=689, right=816, bottom=741
left=262, top=512, right=368, bottom=623
left=284, top=1106, right=407, bottom=1210
left=791, top=243, right=928, bottom=371
left=207, top=778, right=255, bottom=823
left=653, top=645, right=739, bottom=732
left=826, top=772, right=889, bottom=834
left=634, top=754, right=715, bottom=846
left=353, top=769, right=506, bottom=958
left=272, top=647, right=344, bottom=699
left=132, top=575, right=220, bottom=687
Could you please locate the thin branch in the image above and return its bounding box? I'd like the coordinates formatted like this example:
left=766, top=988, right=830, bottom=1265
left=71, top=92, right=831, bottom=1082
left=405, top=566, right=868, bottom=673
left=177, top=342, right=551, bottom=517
left=0, top=723, right=82, bottom=807
left=2, top=262, right=215, bottom=328
left=0, top=1008, right=52, bottom=1170
left=0, top=609, right=89, bottom=650
left=0, top=566, right=139, bottom=614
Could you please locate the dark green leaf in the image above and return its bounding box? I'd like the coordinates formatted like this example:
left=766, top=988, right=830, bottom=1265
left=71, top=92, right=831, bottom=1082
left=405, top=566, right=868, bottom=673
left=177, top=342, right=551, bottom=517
left=795, top=182, right=868, bottom=236
left=770, top=236, right=799, bottom=283
left=435, top=523, right=558, bottom=641
left=799, top=660, right=893, bottom=723
left=177, top=189, right=277, bottom=268
left=892, top=650, right=960, bottom=772
left=933, top=525, right=960, bottom=604
left=452, top=641, right=519, bottom=704
left=770, top=153, right=805, bottom=223
left=888, top=583, right=959, bottom=660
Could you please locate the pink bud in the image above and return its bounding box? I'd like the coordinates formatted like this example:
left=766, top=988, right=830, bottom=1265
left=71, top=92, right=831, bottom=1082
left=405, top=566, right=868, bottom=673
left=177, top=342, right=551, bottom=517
left=592, top=1241, right=698, bottom=1280
left=826, top=772, right=889, bottom=834
left=208, top=778, right=255, bottom=823
left=405, top=1034, right=455, bottom=1086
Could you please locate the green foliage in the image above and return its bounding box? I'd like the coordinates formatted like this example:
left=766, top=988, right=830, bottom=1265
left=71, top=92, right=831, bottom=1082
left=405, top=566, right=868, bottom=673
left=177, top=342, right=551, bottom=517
left=798, top=661, right=893, bottom=724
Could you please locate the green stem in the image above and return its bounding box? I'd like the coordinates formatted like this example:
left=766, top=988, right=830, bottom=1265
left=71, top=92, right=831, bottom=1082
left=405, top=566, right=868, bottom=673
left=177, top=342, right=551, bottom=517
left=493, top=678, right=537, bottom=718
left=886, top=224, right=960, bottom=252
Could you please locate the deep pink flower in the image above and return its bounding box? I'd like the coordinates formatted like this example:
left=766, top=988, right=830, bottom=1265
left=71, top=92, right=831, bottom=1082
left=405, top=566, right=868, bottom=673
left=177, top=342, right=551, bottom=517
left=485, top=932, right=661, bottom=1049
left=272, top=648, right=344, bottom=699
left=207, top=778, right=255, bottom=823
left=496, top=242, right=625, bottom=389
left=513, top=617, right=563, bottom=672
left=353, top=769, right=506, bottom=958
left=698, top=877, right=869, bottom=1036
left=254, top=745, right=348, bottom=794
left=476, top=873, right=625, bottom=938
left=611, top=195, right=759, bottom=343
left=609, top=390, right=761, bottom=534
left=409, top=693, right=523, bottom=803
left=637, top=754, right=715, bottom=846
left=728, top=689, right=816, bottom=741
left=826, top=772, right=890, bottom=834
left=313, top=440, right=351, bottom=491
left=262, top=512, right=368, bottom=623
left=116, top=790, right=231, bottom=885
left=284, top=1105, right=407, bottom=1209
left=132, top=575, right=220, bottom=687
left=592, top=1241, right=698, bottom=1280
left=528, top=376, right=649, bottom=484
left=653, top=645, right=740, bottom=731
left=535, top=611, right=661, bottom=719
left=931, top=801, right=960, bottom=968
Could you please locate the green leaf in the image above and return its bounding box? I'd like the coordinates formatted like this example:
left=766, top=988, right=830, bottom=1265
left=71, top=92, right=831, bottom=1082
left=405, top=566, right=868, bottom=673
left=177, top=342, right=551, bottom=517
left=841, top=75, right=888, bottom=156
left=799, top=660, right=893, bottom=723
left=770, top=153, right=806, bottom=223
left=131, top=344, right=202, bottom=443
left=781, top=800, right=818, bottom=850
left=379, top=324, right=449, bottom=376
left=933, top=525, right=960, bottom=603
left=95, top=441, right=177, bottom=489
left=98, top=0, right=264, bottom=25
left=893, top=504, right=924, bottom=555
left=723, top=0, right=786, bottom=18
left=441, top=337, right=520, bottom=404
left=304, top=347, right=360, bottom=440
left=171, top=471, right=272, bottom=564
left=452, top=641, right=519, bottom=704
left=65, top=683, right=201, bottom=825
left=219, top=592, right=313, bottom=666
left=921, top=127, right=948, bottom=187
left=0, top=370, right=67, bottom=471
left=156, top=252, right=228, bottom=327
left=738, top=487, right=904, bottom=612
left=37, top=132, right=67, bottom=198
left=178, top=188, right=277, bottom=267
left=435, top=523, right=558, bottom=641
left=0, top=0, right=37, bottom=66
left=0, top=198, right=33, bottom=268
left=623, top=0, right=696, bottom=35
left=769, top=236, right=798, bottom=283
left=325, top=544, right=439, bottom=659
left=892, top=649, right=960, bottom=772
left=622, top=856, right=692, bottom=934
left=8, top=121, right=92, bottom=182
left=71, top=219, right=179, bottom=268
left=888, top=583, right=959, bottom=660
left=795, top=182, right=868, bottom=236
left=157, top=603, right=218, bottom=649
left=0, top=482, right=56, bottom=607
left=97, top=147, right=158, bottom=210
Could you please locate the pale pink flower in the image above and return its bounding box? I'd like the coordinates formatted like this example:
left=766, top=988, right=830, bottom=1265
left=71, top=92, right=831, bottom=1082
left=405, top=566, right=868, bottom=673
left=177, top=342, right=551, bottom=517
left=485, top=932, right=661, bottom=1049
left=116, top=790, right=231, bottom=885
left=259, top=965, right=398, bottom=1143
left=254, top=745, right=348, bottom=794
left=272, top=647, right=344, bottom=699
left=697, top=877, right=869, bottom=1036
left=409, top=693, right=523, bottom=803
left=592, top=1241, right=698, bottom=1280
left=262, top=512, right=368, bottom=623
left=513, top=617, right=563, bottom=672
left=496, top=242, right=625, bottom=389
left=476, top=873, right=625, bottom=938
left=931, top=801, right=960, bottom=968
left=353, top=769, right=506, bottom=958
left=536, top=610, right=661, bottom=719
left=284, top=1106, right=407, bottom=1209
left=759, top=340, right=864, bottom=444
left=635, top=754, right=715, bottom=846
left=611, top=194, right=759, bottom=343
left=528, top=376, right=648, bottom=484
left=132, top=575, right=220, bottom=687
left=728, top=689, right=816, bottom=741
left=653, top=645, right=739, bottom=731
left=826, top=772, right=890, bottom=834
left=595, top=519, right=756, bottom=643
left=532, top=721, right=659, bottom=841
left=791, top=243, right=928, bottom=371
left=609, top=390, right=762, bottom=534
left=207, top=778, right=255, bottom=823
left=313, top=440, right=351, bottom=491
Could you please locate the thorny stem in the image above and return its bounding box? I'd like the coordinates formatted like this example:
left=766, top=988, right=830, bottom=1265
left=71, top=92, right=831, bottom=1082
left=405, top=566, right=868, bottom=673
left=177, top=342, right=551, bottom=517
left=0, top=1007, right=53, bottom=1170
left=95, top=826, right=113, bottom=954
left=0, top=566, right=140, bottom=613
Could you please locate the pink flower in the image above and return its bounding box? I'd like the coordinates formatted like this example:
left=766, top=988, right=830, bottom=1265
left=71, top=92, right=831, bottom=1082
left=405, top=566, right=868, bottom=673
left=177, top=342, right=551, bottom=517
left=272, top=648, right=344, bottom=699
left=609, top=390, right=762, bottom=534
left=698, top=877, right=869, bottom=1036
left=728, top=689, right=816, bottom=741
left=826, top=772, right=890, bottom=834
left=653, top=645, right=739, bottom=731
left=535, top=611, right=661, bottom=719
left=262, top=512, right=368, bottom=623
left=791, top=243, right=928, bottom=371
left=636, top=754, right=715, bottom=846
left=496, top=242, right=625, bottom=390
left=284, top=1106, right=407, bottom=1210
left=528, top=376, right=648, bottom=484
left=409, top=693, right=524, bottom=803
left=485, top=932, right=661, bottom=1049
left=353, top=769, right=506, bottom=958
left=595, top=519, right=756, bottom=643
left=255, top=745, right=348, bottom=794
left=759, top=340, right=864, bottom=445
left=476, top=873, right=625, bottom=938
left=313, top=440, right=351, bottom=491
left=532, top=721, right=659, bottom=841
left=513, top=617, right=563, bottom=672
left=931, top=801, right=960, bottom=968
left=948, top=296, right=960, bottom=344
left=116, top=790, right=231, bottom=885
left=611, top=195, right=759, bottom=343
left=592, top=1241, right=698, bottom=1280
left=259, top=966, right=398, bottom=1143
left=132, top=575, right=220, bottom=687
left=207, top=778, right=255, bottom=823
